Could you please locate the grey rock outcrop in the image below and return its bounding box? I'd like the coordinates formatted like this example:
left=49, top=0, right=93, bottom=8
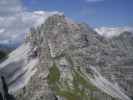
left=15, top=14, right=132, bottom=100
left=108, top=31, right=133, bottom=97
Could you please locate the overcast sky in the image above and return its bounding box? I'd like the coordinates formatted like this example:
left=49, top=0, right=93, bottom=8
left=0, top=0, right=132, bottom=45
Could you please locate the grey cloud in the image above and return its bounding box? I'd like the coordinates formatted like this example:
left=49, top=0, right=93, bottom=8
left=0, top=0, right=22, bottom=16
left=0, top=0, right=24, bottom=44
left=0, top=0, right=60, bottom=45
left=0, top=10, right=60, bottom=45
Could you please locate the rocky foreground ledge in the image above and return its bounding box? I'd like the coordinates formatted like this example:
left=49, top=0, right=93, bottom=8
left=1, top=13, right=132, bottom=100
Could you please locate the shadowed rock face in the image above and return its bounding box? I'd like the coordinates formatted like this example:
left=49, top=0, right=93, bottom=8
left=15, top=14, right=132, bottom=100
left=108, top=31, right=133, bottom=97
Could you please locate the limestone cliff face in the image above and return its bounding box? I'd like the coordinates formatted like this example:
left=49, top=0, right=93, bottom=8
left=16, top=14, right=132, bottom=100
left=109, top=31, right=133, bottom=97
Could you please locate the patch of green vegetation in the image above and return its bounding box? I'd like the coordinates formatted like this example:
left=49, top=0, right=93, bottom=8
left=55, top=81, right=89, bottom=100
left=73, top=69, right=97, bottom=91
left=47, top=63, right=117, bottom=100
left=56, top=90, right=81, bottom=100
left=48, top=63, right=97, bottom=100
left=47, top=63, right=60, bottom=85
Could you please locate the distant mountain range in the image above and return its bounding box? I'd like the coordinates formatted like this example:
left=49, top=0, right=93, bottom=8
left=95, top=26, right=133, bottom=38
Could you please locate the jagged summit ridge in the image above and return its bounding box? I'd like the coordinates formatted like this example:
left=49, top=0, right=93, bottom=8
left=20, top=14, right=131, bottom=100
left=0, top=14, right=132, bottom=100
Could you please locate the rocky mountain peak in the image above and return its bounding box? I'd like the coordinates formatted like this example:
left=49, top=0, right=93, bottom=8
left=12, top=14, right=133, bottom=100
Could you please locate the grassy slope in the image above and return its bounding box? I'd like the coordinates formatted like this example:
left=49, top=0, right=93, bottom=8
left=47, top=63, right=116, bottom=100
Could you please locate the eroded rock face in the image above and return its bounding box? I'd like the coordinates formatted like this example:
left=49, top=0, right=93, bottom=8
left=16, top=14, right=132, bottom=100
left=108, top=31, right=133, bottom=97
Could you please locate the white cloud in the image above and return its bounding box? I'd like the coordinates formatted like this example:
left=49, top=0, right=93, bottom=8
left=95, top=27, right=133, bottom=38
left=0, top=28, right=5, bottom=34
left=0, top=0, right=60, bottom=45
